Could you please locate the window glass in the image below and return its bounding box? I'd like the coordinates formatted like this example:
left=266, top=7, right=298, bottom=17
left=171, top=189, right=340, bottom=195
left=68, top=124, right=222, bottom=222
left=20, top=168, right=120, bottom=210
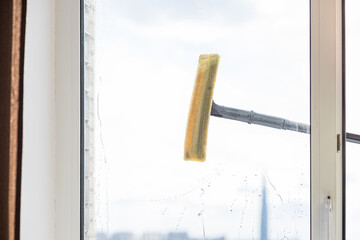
left=84, top=1, right=310, bottom=240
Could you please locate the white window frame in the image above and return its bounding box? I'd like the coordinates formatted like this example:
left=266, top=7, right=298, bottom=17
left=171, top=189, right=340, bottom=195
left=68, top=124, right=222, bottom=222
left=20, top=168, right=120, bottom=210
left=311, top=0, right=344, bottom=238
left=21, top=0, right=80, bottom=240
left=55, top=0, right=81, bottom=239
left=21, top=0, right=345, bottom=239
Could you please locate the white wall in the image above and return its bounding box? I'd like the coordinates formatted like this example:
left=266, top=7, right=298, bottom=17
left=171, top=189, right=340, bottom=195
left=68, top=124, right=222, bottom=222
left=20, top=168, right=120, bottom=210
left=21, top=0, right=56, bottom=239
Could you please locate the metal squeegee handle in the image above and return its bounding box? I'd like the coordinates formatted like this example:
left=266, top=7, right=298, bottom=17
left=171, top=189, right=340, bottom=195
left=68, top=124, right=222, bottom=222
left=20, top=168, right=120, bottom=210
left=211, top=101, right=360, bottom=144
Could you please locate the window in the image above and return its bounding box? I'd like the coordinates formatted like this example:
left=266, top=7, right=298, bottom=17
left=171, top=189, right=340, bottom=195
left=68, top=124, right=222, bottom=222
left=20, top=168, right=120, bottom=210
left=81, top=0, right=358, bottom=240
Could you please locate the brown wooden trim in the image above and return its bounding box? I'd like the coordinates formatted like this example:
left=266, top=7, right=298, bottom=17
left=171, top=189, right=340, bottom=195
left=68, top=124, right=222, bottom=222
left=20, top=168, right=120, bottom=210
left=0, top=0, right=26, bottom=239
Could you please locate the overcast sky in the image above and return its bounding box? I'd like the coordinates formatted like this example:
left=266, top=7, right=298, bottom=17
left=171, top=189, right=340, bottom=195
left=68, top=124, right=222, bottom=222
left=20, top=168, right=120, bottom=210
left=89, top=0, right=360, bottom=239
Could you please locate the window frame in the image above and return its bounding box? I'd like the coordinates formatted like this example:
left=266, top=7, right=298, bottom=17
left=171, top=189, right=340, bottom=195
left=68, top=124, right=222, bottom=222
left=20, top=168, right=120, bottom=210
left=55, top=0, right=81, bottom=239
left=21, top=0, right=81, bottom=240
left=310, top=0, right=344, bottom=239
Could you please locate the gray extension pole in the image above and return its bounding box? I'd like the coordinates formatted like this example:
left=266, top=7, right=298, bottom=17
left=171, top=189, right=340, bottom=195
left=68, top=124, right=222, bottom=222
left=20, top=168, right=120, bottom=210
left=210, top=101, right=360, bottom=144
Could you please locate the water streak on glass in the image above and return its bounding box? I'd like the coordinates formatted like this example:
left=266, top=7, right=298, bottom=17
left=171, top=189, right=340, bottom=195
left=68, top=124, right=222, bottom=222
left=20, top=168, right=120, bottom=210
left=84, top=1, right=311, bottom=240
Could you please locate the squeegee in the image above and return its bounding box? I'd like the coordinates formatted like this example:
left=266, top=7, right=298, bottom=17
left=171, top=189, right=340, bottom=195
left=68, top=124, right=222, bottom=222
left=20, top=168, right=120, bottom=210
left=184, top=54, right=360, bottom=162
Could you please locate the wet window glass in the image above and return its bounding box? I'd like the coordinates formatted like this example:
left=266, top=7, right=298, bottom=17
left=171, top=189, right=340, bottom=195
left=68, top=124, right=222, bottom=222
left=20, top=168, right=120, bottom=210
left=83, top=1, right=310, bottom=240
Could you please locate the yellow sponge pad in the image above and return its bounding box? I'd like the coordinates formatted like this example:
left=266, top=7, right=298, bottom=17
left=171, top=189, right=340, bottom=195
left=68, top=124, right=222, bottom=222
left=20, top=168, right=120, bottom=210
left=184, top=54, right=220, bottom=162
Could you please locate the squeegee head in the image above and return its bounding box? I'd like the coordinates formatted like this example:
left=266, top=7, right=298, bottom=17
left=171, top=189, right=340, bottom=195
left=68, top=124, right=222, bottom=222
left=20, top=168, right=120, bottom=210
left=184, top=54, right=220, bottom=162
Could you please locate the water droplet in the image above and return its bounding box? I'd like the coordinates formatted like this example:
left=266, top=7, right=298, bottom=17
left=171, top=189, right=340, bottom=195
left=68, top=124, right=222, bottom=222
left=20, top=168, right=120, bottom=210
left=161, top=207, right=168, bottom=215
